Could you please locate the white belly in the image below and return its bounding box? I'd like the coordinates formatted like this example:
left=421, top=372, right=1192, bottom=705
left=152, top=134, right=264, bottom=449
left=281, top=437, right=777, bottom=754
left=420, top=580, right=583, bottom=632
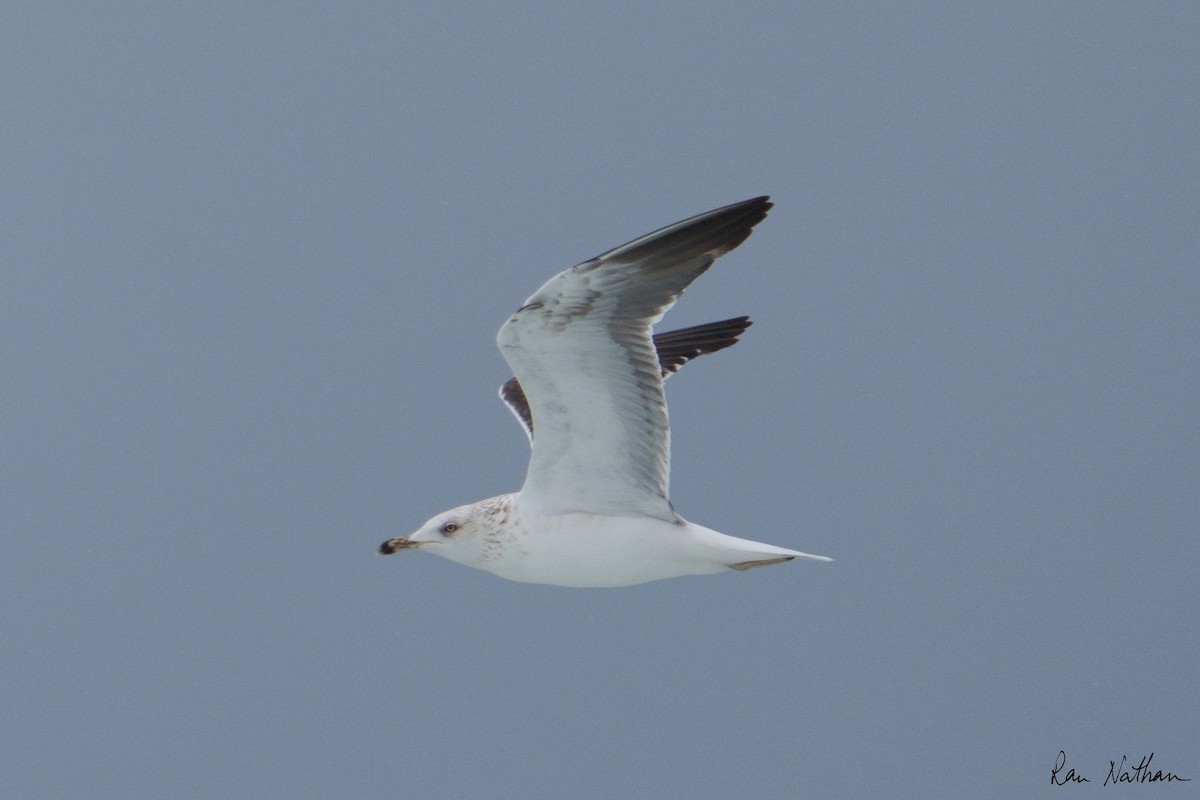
left=471, top=509, right=804, bottom=588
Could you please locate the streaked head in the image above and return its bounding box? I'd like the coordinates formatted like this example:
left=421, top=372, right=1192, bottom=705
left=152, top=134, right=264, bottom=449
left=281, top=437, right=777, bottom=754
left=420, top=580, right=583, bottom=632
left=379, top=498, right=509, bottom=565
left=379, top=506, right=468, bottom=555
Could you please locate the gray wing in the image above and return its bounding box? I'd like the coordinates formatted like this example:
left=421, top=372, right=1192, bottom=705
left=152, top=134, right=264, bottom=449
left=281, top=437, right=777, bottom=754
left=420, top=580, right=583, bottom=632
left=499, top=316, right=753, bottom=442
left=496, top=196, right=772, bottom=519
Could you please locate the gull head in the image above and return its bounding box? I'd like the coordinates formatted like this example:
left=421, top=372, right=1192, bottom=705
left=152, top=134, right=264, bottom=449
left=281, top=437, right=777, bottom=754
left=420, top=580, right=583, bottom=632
left=379, top=499, right=507, bottom=564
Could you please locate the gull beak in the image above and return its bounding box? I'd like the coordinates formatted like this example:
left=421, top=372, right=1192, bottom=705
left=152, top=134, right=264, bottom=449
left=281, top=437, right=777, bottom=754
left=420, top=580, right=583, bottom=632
left=378, top=535, right=424, bottom=555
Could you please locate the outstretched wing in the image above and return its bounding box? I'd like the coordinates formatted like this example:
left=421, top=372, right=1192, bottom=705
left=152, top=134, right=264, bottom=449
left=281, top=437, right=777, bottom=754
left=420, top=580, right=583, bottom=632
left=499, top=316, right=753, bottom=442
left=496, top=197, right=772, bottom=519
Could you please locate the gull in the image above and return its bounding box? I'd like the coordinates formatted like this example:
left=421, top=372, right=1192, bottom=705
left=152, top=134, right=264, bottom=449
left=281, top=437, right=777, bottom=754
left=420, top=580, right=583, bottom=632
left=380, top=196, right=831, bottom=586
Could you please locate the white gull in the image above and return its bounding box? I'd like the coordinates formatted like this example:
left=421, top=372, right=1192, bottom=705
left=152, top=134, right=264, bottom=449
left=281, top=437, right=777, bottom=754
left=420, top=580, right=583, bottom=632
left=380, top=196, right=831, bottom=586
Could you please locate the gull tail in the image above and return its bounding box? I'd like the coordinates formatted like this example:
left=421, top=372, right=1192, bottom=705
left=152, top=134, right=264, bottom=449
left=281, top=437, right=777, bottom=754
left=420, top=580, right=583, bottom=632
left=730, top=548, right=832, bottom=571
left=689, top=524, right=832, bottom=571
left=786, top=549, right=833, bottom=562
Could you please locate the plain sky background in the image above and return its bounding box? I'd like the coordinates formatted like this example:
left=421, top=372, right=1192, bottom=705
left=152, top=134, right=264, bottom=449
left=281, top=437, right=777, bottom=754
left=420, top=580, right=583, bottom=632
left=3, top=3, right=1197, bottom=798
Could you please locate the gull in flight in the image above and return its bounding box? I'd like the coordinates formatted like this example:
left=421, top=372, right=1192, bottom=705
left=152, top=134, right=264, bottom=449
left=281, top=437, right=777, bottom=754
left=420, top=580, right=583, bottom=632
left=380, top=197, right=831, bottom=586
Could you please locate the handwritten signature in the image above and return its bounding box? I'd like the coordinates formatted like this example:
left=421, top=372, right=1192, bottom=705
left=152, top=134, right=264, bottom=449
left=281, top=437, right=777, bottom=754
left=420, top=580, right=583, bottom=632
left=1052, top=750, right=1191, bottom=786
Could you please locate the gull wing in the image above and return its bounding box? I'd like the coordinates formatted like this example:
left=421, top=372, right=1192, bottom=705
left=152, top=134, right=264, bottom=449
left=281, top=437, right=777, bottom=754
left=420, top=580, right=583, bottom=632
left=496, top=197, right=772, bottom=519
left=499, top=316, right=753, bottom=442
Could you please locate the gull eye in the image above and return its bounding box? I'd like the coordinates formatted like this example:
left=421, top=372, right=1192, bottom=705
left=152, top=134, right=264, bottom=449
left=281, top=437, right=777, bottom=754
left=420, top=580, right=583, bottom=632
left=441, top=523, right=459, bottom=535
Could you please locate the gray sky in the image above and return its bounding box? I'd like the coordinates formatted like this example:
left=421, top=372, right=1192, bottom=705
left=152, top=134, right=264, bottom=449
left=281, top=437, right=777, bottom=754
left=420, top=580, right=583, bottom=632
left=4, top=3, right=1197, bottom=798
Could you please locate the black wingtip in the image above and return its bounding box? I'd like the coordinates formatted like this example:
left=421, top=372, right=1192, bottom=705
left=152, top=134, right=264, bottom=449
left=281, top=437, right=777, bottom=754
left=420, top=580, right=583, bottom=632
left=653, top=316, right=756, bottom=377
left=378, top=540, right=396, bottom=555
left=729, top=195, right=772, bottom=207
left=732, top=195, right=773, bottom=219
left=599, top=195, right=774, bottom=267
